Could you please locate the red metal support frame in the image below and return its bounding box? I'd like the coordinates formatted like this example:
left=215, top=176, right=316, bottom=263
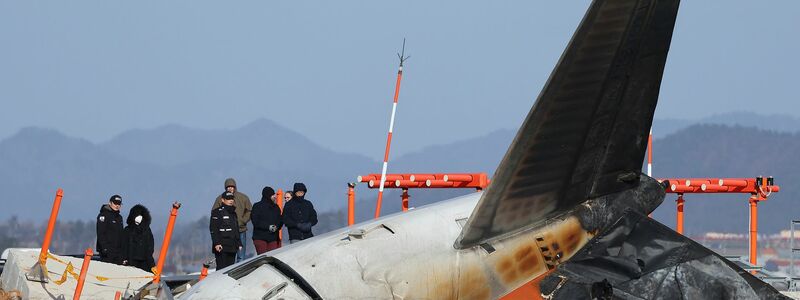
left=749, top=197, right=759, bottom=266
left=401, top=188, right=409, bottom=212
left=347, top=184, right=356, bottom=226
left=358, top=173, right=488, bottom=218
left=662, top=177, right=778, bottom=266
left=676, top=193, right=684, bottom=234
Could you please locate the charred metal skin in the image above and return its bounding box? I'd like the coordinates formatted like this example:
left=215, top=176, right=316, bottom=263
left=574, top=175, right=666, bottom=235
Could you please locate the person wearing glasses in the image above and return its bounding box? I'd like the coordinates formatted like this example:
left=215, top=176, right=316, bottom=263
left=97, top=194, right=125, bottom=264
left=251, top=186, right=283, bottom=254
left=284, top=191, right=293, bottom=203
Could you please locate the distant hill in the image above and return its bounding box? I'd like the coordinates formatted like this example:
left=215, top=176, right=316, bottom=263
left=0, top=120, right=378, bottom=224
left=647, top=124, right=800, bottom=234
left=653, top=112, right=800, bottom=137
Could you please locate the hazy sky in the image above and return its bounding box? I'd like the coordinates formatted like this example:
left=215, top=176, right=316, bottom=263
left=1, top=1, right=798, bottom=160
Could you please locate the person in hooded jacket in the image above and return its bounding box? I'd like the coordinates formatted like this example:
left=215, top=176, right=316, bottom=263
left=210, top=191, right=242, bottom=270
left=121, top=204, right=155, bottom=272
left=251, top=186, right=283, bottom=254
left=97, top=195, right=124, bottom=264
left=282, top=183, right=318, bottom=244
left=211, top=178, right=252, bottom=262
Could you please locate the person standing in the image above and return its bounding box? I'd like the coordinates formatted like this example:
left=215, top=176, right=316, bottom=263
left=121, top=204, right=155, bottom=272
left=211, top=178, right=252, bottom=262
left=210, top=192, right=242, bottom=270
left=251, top=187, right=283, bottom=254
left=282, top=183, right=318, bottom=244
left=97, top=195, right=124, bottom=264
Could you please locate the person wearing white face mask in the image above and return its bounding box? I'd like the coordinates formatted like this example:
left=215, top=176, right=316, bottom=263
left=121, top=204, right=155, bottom=272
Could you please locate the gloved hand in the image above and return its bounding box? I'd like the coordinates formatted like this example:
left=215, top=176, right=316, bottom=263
left=269, top=224, right=277, bottom=232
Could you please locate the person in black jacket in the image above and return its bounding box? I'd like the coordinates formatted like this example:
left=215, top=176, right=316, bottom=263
left=210, top=192, right=242, bottom=270
left=97, top=195, right=124, bottom=264
left=121, top=204, right=155, bottom=272
left=251, top=186, right=283, bottom=254
left=282, top=183, right=318, bottom=244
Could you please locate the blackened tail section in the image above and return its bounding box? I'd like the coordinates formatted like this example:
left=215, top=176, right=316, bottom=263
left=538, top=211, right=788, bottom=299
left=455, top=0, right=680, bottom=248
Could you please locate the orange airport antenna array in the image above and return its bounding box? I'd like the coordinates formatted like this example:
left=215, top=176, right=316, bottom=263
left=356, top=173, right=488, bottom=225
left=662, top=176, right=779, bottom=266
left=374, top=39, right=410, bottom=219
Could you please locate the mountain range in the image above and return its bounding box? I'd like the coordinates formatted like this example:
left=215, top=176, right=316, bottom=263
left=2, top=112, right=800, bottom=235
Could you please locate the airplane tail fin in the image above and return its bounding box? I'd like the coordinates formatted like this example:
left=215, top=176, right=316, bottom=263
left=455, top=0, right=680, bottom=249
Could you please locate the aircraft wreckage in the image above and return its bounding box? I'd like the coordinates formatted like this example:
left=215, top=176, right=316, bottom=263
left=182, top=0, right=789, bottom=299
left=1, top=0, right=793, bottom=299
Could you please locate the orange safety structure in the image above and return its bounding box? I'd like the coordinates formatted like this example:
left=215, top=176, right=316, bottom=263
left=749, top=197, right=758, bottom=267
left=153, top=202, right=181, bottom=284
left=347, top=183, right=356, bottom=225
left=114, top=291, right=122, bottom=300
left=351, top=173, right=489, bottom=224
left=662, top=176, right=779, bottom=266
left=199, top=263, right=210, bottom=281
left=359, top=173, right=489, bottom=190
left=72, top=248, right=93, bottom=300
left=676, top=194, right=685, bottom=234
left=39, top=188, right=63, bottom=268
left=401, top=188, right=409, bottom=212
left=277, top=188, right=284, bottom=246
left=27, top=188, right=64, bottom=283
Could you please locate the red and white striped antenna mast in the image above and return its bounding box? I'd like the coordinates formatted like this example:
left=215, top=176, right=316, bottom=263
left=647, top=128, right=653, bottom=177
left=374, top=39, right=410, bottom=219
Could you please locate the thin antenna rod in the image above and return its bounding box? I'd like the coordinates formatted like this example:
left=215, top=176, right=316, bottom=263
left=647, top=128, right=653, bottom=177
left=375, top=39, right=409, bottom=219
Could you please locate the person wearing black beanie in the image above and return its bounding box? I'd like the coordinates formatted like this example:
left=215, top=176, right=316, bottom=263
left=283, top=182, right=318, bottom=243
left=251, top=186, right=283, bottom=254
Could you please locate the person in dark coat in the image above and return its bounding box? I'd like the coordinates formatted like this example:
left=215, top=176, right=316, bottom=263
left=251, top=187, right=283, bottom=254
left=97, top=195, right=124, bottom=264
left=210, top=192, right=242, bottom=270
left=211, top=178, right=252, bottom=262
left=282, top=183, right=318, bottom=244
left=121, top=204, right=155, bottom=272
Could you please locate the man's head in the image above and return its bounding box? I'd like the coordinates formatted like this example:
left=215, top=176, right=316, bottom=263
left=262, top=186, right=276, bottom=203
left=108, top=195, right=122, bottom=212
left=224, top=178, right=237, bottom=193
left=293, top=183, right=307, bottom=199
left=284, top=191, right=293, bottom=202
left=221, top=192, right=235, bottom=206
